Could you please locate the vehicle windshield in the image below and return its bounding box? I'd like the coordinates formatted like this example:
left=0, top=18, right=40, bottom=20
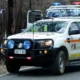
left=22, top=21, right=68, bottom=33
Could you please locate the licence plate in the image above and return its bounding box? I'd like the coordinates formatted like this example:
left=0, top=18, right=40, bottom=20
left=14, top=49, right=26, bottom=54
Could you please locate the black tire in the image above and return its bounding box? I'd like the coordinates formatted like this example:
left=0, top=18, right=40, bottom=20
left=50, top=50, right=65, bottom=75
left=6, top=61, right=20, bottom=73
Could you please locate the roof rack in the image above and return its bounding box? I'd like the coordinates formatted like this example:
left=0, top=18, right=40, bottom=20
left=43, top=17, right=80, bottom=19
left=54, top=17, right=80, bottom=19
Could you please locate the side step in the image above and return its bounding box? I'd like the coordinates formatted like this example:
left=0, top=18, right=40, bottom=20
left=68, top=61, right=80, bottom=66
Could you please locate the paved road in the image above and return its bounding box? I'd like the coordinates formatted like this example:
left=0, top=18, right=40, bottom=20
left=0, top=66, right=80, bottom=80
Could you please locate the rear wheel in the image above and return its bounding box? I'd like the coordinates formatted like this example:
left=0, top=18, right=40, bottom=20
left=6, top=61, right=20, bottom=73
left=50, top=50, right=65, bottom=75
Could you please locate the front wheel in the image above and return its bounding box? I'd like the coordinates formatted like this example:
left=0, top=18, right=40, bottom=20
left=6, top=61, right=20, bottom=73
left=50, top=50, right=65, bottom=75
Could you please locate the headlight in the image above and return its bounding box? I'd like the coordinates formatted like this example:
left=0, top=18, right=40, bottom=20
left=39, top=40, right=53, bottom=46
left=23, top=40, right=31, bottom=49
left=45, top=40, right=53, bottom=46
left=4, top=40, right=7, bottom=45
left=7, top=40, right=15, bottom=49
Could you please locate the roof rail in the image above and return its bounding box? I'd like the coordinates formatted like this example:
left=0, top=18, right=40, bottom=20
left=55, top=17, right=80, bottom=19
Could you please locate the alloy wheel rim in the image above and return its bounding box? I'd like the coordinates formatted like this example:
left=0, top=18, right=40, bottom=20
left=59, top=52, right=65, bottom=73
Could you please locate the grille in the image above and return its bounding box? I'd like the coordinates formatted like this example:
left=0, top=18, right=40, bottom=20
left=12, top=39, right=33, bottom=49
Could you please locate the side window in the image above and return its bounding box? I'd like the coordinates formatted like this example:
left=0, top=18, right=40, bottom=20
left=69, top=22, right=80, bottom=35
left=76, top=22, right=80, bottom=30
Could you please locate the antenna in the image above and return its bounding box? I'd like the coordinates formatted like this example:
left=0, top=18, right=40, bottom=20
left=33, top=20, right=34, bottom=40
left=31, top=11, right=35, bottom=43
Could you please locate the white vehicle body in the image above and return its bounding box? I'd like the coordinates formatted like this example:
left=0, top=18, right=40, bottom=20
left=7, top=18, right=80, bottom=61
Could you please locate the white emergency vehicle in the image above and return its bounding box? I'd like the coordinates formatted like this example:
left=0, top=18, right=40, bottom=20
left=3, top=2, right=80, bottom=75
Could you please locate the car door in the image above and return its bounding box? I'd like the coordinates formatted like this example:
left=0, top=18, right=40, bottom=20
left=69, top=22, right=80, bottom=60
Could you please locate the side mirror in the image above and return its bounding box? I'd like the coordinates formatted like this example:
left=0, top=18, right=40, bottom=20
left=69, top=30, right=79, bottom=35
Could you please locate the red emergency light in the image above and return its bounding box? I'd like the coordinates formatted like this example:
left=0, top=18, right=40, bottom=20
left=72, top=2, right=80, bottom=5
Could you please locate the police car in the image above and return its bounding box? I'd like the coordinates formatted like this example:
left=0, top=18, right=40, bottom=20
left=3, top=17, right=80, bottom=74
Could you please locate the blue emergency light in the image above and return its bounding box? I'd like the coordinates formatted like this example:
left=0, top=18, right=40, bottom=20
left=52, top=2, right=61, bottom=6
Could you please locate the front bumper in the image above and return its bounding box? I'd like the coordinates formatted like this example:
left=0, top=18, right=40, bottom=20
left=4, top=49, right=58, bottom=67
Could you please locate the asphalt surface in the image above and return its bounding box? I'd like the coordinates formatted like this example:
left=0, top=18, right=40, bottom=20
left=0, top=66, right=80, bottom=80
